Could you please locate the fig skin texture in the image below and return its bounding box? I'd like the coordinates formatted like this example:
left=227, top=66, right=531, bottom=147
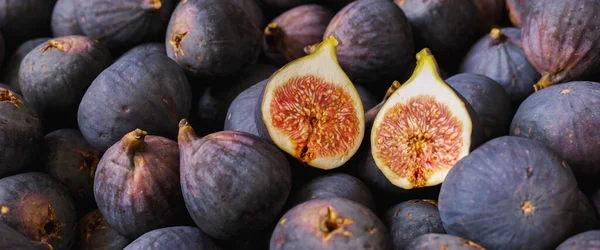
left=76, top=209, right=131, bottom=250
left=0, top=38, right=50, bottom=94
left=0, top=222, right=53, bottom=250
left=166, top=0, right=262, bottom=78
left=522, top=0, right=600, bottom=91
left=0, top=172, right=77, bottom=250
left=20, top=36, right=113, bottom=129
left=446, top=73, right=513, bottom=141
left=51, top=0, right=84, bottom=37
left=438, top=136, right=579, bottom=250
left=510, top=81, right=600, bottom=179
left=385, top=200, right=446, bottom=250
left=506, top=0, right=532, bottom=28
left=75, top=0, right=172, bottom=50
left=270, top=197, right=393, bottom=250
left=43, top=129, right=102, bottom=216
left=324, top=0, right=414, bottom=93
left=263, top=4, right=334, bottom=66
left=0, top=0, right=56, bottom=51
left=93, top=129, right=189, bottom=239
left=77, top=49, right=191, bottom=152
left=120, top=42, right=167, bottom=58
left=404, top=233, right=485, bottom=250
left=460, top=28, right=539, bottom=105
left=123, top=226, right=218, bottom=250
left=0, top=87, right=43, bottom=178
left=229, top=0, right=266, bottom=30
left=556, top=230, right=600, bottom=250
left=290, top=173, right=376, bottom=211
left=178, top=121, right=292, bottom=240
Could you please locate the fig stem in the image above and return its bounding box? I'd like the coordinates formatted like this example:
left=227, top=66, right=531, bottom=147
left=121, top=129, right=147, bottom=156
left=534, top=71, right=565, bottom=92
left=489, top=28, right=506, bottom=46
left=383, top=81, right=402, bottom=101
left=178, top=119, right=198, bottom=144
left=264, top=23, right=296, bottom=63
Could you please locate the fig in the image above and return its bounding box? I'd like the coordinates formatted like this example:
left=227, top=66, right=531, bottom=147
left=51, top=0, right=83, bottom=37
left=178, top=121, right=292, bottom=240
left=0, top=87, right=43, bottom=178
left=0, top=222, right=52, bottom=250
left=522, top=0, right=600, bottom=91
left=261, top=0, right=312, bottom=10
left=270, top=197, right=392, bottom=250
left=94, top=129, right=189, bottom=239
left=556, top=230, right=600, bottom=250
left=76, top=209, right=131, bottom=250
left=0, top=173, right=77, bottom=250
left=471, top=0, right=505, bottom=33
left=20, top=36, right=113, bottom=130
left=506, top=0, right=532, bottom=28
left=574, top=191, right=599, bottom=235
left=0, top=37, right=50, bottom=94
left=385, top=199, right=446, bottom=250
left=263, top=4, right=333, bottom=65
left=0, top=0, right=56, bottom=50
left=229, top=0, right=266, bottom=29
left=166, top=0, right=261, bottom=77
left=120, top=42, right=166, bottom=58
left=405, top=233, right=484, bottom=250
left=123, top=226, right=217, bottom=250
left=370, top=48, right=483, bottom=190
left=510, top=81, right=600, bottom=179
left=256, top=36, right=365, bottom=170
left=460, top=28, right=540, bottom=105
left=290, top=173, right=376, bottom=211
left=446, top=73, right=512, bottom=141
left=323, top=0, right=414, bottom=92
left=438, top=136, right=579, bottom=250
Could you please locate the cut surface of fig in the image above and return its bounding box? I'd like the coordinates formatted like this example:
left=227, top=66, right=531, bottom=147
left=371, top=48, right=480, bottom=189
left=259, top=36, right=365, bottom=170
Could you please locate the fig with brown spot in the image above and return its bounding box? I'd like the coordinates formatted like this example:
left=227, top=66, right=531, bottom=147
left=0, top=222, right=53, bottom=250
left=76, top=209, right=131, bottom=250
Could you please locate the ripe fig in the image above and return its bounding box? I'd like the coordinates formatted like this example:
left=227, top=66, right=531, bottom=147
left=229, top=0, right=266, bottom=29
left=573, top=191, right=599, bottom=235
left=556, top=230, right=600, bottom=250
left=460, top=28, right=540, bottom=105
left=256, top=36, right=365, bottom=170
left=0, top=0, right=56, bottom=50
left=120, top=42, right=166, bottom=58
left=370, top=48, right=483, bottom=190
left=438, top=136, right=579, bottom=250
left=270, top=197, right=392, bottom=250
left=471, top=0, right=505, bottom=34
left=446, top=73, right=512, bottom=141
left=0, top=222, right=52, bottom=250
left=506, top=0, right=532, bottom=28
left=385, top=200, right=446, bottom=250
left=51, top=0, right=83, bottom=37
left=0, top=38, right=50, bottom=94
left=0, top=173, right=77, bottom=250
left=263, top=4, right=333, bottom=65
left=290, top=173, right=376, bottom=211
left=405, top=233, right=484, bottom=250
left=123, top=226, right=217, bottom=250
left=522, top=0, right=600, bottom=90
left=178, top=121, right=292, bottom=240
left=94, top=129, right=189, bottom=239
left=76, top=209, right=131, bottom=250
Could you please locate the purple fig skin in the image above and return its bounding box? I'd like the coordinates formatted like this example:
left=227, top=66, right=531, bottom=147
left=290, top=173, right=376, bottom=211
left=522, top=0, right=600, bottom=91
left=0, top=0, right=55, bottom=51
left=77, top=209, right=131, bottom=250
left=506, top=0, right=533, bottom=28
left=0, top=222, right=53, bottom=250
left=404, top=233, right=485, bottom=250
left=471, top=0, right=505, bottom=33
left=93, top=129, right=189, bottom=239
left=573, top=191, right=599, bottom=235
left=123, top=226, right=218, bottom=250
left=230, top=0, right=265, bottom=29
left=0, top=37, right=51, bottom=94
left=270, top=198, right=393, bottom=250
left=51, top=0, right=84, bottom=37
left=263, top=4, right=334, bottom=65
left=385, top=200, right=446, bottom=250
left=178, top=120, right=292, bottom=240
left=555, top=230, right=600, bottom=250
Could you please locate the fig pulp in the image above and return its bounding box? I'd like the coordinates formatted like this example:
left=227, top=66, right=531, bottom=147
left=0, top=38, right=50, bottom=94
left=370, top=48, right=482, bottom=189
left=405, top=233, right=484, bottom=250
left=51, top=0, right=83, bottom=37
left=290, top=173, right=376, bottom=211
left=123, top=226, right=217, bottom=250
left=257, top=36, right=365, bottom=170
left=522, top=0, right=600, bottom=91
left=0, top=222, right=52, bottom=250
left=556, top=231, right=600, bottom=250
left=76, top=209, right=131, bottom=250
left=385, top=200, right=446, bottom=250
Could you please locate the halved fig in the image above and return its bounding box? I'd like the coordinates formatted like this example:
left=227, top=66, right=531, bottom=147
left=257, top=36, right=365, bottom=170
left=370, top=48, right=482, bottom=189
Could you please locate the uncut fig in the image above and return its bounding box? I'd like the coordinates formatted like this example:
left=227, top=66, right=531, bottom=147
left=178, top=122, right=292, bottom=240
left=460, top=28, right=539, bottom=105
left=0, top=38, right=50, bottom=94
left=256, top=36, right=365, bottom=170
left=405, top=233, right=484, bottom=250
left=556, top=230, right=600, bottom=250
left=270, top=197, right=392, bottom=250
left=0, top=0, right=56, bottom=50
left=263, top=4, right=333, bottom=65
left=506, top=0, right=532, bottom=28
left=574, top=191, right=599, bottom=235
left=522, top=0, right=600, bottom=91
left=290, top=173, right=376, bottom=211
left=51, top=0, right=83, bottom=37
left=76, top=209, right=131, bottom=250
left=124, top=226, right=217, bottom=250
left=370, top=48, right=483, bottom=190
left=229, top=0, right=266, bottom=30
left=438, top=136, right=579, bottom=250
left=120, top=42, right=166, bottom=58
left=0, top=222, right=52, bottom=250
left=385, top=200, right=446, bottom=250
left=94, top=129, right=188, bottom=239
left=471, top=0, right=505, bottom=34
left=0, top=173, right=77, bottom=250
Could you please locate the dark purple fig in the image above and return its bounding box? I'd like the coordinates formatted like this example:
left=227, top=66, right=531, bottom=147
left=0, top=0, right=56, bottom=50
left=120, top=42, right=166, bottom=58
left=0, top=173, right=77, bottom=250
left=471, top=0, right=505, bottom=33
left=0, top=222, right=52, bottom=250
left=323, top=0, right=414, bottom=93
left=75, top=0, right=172, bottom=50
left=94, top=129, right=188, bottom=239
left=20, top=36, right=113, bottom=130
left=77, top=209, right=131, bottom=250
left=556, top=230, right=600, bottom=250
left=506, top=0, right=532, bottom=28
left=593, top=189, right=600, bottom=219
left=522, top=0, right=600, bottom=91
left=178, top=121, right=292, bottom=240
left=124, top=226, right=218, bottom=250
left=77, top=48, right=192, bottom=151
left=291, top=173, right=376, bottom=211
left=385, top=200, right=446, bottom=250
left=439, top=136, right=579, bottom=250
left=263, top=4, right=333, bottom=65
left=51, top=0, right=84, bottom=37
left=405, top=233, right=485, bottom=250
left=0, top=38, right=50, bottom=94
left=574, top=191, right=599, bottom=235
left=446, top=73, right=513, bottom=141
left=460, top=28, right=539, bottom=105
left=43, top=129, right=102, bottom=215
left=0, top=87, right=43, bottom=178
left=510, top=81, right=600, bottom=179
left=230, top=0, right=266, bottom=29
left=166, top=0, right=262, bottom=78
left=270, top=197, right=392, bottom=250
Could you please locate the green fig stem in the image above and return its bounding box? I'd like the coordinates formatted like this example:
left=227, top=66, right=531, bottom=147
left=383, top=81, right=402, bottom=101
left=121, top=129, right=147, bottom=156
left=534, top=69, right=568, bottom=92
left=143, top=0, right=162, bottom=10
left=489, top=28, right=506, bottom=46
left=178, top=119, right=197, bottom=144
left=264, top=22, right=296, bottom=63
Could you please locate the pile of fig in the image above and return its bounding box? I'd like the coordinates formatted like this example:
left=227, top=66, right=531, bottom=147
left=1, top=0, right=600, bottom=249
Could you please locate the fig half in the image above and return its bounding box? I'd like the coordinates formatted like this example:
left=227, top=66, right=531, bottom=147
left=257, top=36, right=365, bottom=170
left=370, top=48, right=482, bottom=189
